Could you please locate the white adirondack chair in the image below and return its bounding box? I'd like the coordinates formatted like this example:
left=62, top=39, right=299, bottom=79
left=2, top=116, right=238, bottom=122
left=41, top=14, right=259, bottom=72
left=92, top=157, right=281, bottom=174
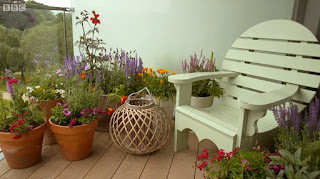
left=169, top=20, right=320, bottom=152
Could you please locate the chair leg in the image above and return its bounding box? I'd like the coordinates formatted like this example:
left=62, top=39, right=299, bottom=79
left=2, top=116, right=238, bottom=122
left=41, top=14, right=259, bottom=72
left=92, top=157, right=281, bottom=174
left=174, top=129, right=189, bottom=152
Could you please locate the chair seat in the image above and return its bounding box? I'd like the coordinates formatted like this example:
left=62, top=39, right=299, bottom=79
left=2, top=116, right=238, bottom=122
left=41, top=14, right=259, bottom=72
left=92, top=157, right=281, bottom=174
left=176, top=102, right=278, bottom=135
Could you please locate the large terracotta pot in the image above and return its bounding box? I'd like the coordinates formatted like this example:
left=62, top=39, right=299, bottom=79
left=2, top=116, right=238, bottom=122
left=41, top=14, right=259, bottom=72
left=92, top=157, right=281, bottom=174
left=97, top=94, right=121, bottom=132
left=191, top=96, right=214, bottom=108
left=31, top=98, right=63, bottom=145
left=0, top=120, right=47, bottom=169
left=49, top=119, right=98, bottom=161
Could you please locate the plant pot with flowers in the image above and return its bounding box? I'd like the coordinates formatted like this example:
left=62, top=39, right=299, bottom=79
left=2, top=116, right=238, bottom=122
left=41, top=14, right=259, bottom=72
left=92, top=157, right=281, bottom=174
left=74, top=10, right=143, bottom=131
left=0, top=78, right=46, bottom=169
left=182, top=50, right=223, bottom=108
left=138, top=67, right=176, bottom=119
left=50, top=80, right=104, bottom=161
left=26, top=59, right=65, bottom=145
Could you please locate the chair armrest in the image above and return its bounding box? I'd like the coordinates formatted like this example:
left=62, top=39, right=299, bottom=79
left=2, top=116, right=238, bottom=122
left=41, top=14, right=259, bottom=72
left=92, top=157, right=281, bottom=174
left=239, top=84, right=299, bottom=110
left=168, top=71, right=239, bottom=84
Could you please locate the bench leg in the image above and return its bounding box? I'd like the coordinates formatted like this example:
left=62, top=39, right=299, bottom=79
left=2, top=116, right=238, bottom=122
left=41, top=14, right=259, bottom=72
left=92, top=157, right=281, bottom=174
left=174, top=129, right=189, bottom=152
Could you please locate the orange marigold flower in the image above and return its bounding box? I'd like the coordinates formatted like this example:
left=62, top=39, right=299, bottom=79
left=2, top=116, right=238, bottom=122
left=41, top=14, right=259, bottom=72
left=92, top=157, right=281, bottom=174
left=81, top=72, right=85, bottom=79
left=147, top=71, right=152, bottom=76
left=138, top=73, right=143, bottom=77
left=91, top=86, right=95, bottom=92
left=160, top=79, right=163, bottom=84
left=141, top=69, right=146, bottom=72
left=159, top=71, right=164, bottom=74
left=149, top=68, right=153, bottom=71
left=144, top=67, right=148, bottom=71
left=143, top=79, right=147, bottom=82
left=121, top=96, right=128, bottom=104
left=164, top=70, right=169, bottom=73
left=107, top=108, right=115, bottom=115
left=172, top=72, right=176, bottom=75
left=156, top=69, right=161, bottom=72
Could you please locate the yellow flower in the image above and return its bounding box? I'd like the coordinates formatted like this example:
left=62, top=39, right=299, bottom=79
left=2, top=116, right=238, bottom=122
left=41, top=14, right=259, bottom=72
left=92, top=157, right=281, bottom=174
left=143, top=79, right=147, bottom=82
left=147, top=70, right=152, bottom=76
left=138, top=73, right=143, bottom=77
left=160, top=79, right=163, bottom=84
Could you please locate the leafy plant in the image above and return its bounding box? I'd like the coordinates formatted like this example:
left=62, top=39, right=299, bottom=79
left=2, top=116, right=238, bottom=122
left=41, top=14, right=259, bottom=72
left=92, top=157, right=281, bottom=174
left=0, top=82, right=44, bottom=139
left=272, top=99, right=320, bottom=153
left=264, top=147, right=320, bottom=179
left=50, top=80, right=104, bottom=127
left=138, top=68, right=176, bottom=101
left=182, top=50, right=223, bottom=97
left=195, top=147, right=268, bottom=179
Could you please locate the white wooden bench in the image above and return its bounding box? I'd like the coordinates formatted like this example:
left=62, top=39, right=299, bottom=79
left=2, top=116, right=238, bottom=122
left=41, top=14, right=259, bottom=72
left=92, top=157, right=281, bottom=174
left=169, top=20, right=320, bottom=152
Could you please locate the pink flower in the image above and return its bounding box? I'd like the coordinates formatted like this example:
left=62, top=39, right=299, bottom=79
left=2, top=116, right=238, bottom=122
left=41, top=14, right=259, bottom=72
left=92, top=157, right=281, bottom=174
left=63, top=108, right=71, bottom=117
left=63, top=103, right=69, bottom=108
left=56, top=102, right=62, bottom=106
left=69, top=118, right=78, bottom=127
left=197, top=149, right=208, bottom=161
left=56, top=69, right=62, bottom=74
left=84, top=65, right=90, bottom=71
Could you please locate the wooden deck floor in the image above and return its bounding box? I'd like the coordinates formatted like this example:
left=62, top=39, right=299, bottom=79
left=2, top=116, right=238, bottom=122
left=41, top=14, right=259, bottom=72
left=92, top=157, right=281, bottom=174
left=0, top=120, right=218, bottom=179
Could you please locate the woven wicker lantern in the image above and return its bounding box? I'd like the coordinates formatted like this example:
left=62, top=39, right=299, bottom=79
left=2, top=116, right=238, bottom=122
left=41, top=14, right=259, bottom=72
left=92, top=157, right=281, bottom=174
left=110, top=88, right=171, bottom=155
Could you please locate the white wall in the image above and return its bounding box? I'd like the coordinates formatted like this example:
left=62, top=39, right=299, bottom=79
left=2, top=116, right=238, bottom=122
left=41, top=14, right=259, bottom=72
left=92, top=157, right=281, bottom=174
left=72, top=0, right=294, bottom=73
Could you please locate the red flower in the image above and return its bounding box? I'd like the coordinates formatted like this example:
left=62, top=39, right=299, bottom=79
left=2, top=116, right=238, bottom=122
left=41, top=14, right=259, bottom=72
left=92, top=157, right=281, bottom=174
left=107, top=108, right=115, bottom=115
left=121, top=96, right=128, bottom=104
left=90, top=11, right=100, bottom=25
left=110, top=62, right=114, bottom=65
left=197, top=149, right=208, bottom=161
left=197, top=161, right=207, bottom=171
left=13, top=135, right=21, bottom=139
left=8, top=78, right=19, bottom=84
left=69, top=118, right=78, bottom=127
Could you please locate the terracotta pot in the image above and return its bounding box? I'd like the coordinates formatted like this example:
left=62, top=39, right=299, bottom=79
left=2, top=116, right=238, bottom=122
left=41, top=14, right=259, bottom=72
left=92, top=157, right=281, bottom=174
left=0, top=120, right=47, bottom=169
left=97, top=94, right=121, bottom=132
left=191, top=96, right=214, bottom=108
left=30, top=98, right=63, bottom=145
left=49, top=119, right=98, bottom=161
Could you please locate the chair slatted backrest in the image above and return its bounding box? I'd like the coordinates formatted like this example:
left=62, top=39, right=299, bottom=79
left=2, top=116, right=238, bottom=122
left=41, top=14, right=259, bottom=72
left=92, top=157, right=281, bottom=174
left=221, top=20, right=320, bottom=112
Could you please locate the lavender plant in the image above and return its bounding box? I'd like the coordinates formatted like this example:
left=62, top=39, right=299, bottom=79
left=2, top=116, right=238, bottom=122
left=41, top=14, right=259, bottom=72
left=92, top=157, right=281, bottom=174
left=272, top=98, right=320, bottom=153
left=182, top=50, right=223, bottom=97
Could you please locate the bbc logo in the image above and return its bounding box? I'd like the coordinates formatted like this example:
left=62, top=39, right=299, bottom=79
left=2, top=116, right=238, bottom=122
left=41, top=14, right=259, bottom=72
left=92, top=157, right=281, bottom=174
left=3, top=4, right=26, bottom=11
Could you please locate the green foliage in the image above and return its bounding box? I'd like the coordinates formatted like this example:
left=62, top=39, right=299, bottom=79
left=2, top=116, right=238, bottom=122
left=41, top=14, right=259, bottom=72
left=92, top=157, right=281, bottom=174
left=192, top=79, right=223, bottom=97
left=64, top=80, right=102, bottom=116
left=0, top=91, right=44, bottom=137
left=4, top=29, right=20, bottom=47
left=0, top=43, right=10, bottom=71
left=7, top=47, right=26, bottom=79
left=265, top=146, right=320, bottom=179
left=195, top=147, right=268, bottom=179
left=138, top=68, right=176, bottom=101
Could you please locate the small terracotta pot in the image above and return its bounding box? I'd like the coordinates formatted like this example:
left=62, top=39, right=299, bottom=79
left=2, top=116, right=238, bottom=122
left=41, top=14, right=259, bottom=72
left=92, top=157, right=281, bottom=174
left=30, top=98, right=63, bottom=145
left=97, top=94, right=121, bottom=131
left=49, top=119, right=98, bottom=161
left=0, top=120, right=47, bottom=169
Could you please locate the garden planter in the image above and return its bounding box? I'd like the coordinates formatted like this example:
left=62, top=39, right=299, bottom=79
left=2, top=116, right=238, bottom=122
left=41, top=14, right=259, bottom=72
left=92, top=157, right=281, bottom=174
left=30, top=98, right=63, bottom=145
left=152, top=97, right=175, bottom=120
left=0, top=120, right=47, bottom=169
left=49, top=119, right=98, bottom=161
left=191, top=96, right=213, bottom=108
left=97, top=94, right=121, bottom=131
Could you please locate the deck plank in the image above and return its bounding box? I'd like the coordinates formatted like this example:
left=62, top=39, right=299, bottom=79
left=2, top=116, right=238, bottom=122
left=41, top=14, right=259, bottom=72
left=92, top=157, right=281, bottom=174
left=27, top=131, right=105, bottom=179
left=84, top=144, right=127, bottom=179
left=1, top=145, right=60, bottom=179
left=140, top=131, right=175, bottom=179
left=55, top=132, right=113, bottom=179
left=112, top=153, right=150, bottom=179
left=0, top=159, right=11, bottom=176
left=195, top=140, right=218, bottom=179
left=167, top=132, right=199, bottom=179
